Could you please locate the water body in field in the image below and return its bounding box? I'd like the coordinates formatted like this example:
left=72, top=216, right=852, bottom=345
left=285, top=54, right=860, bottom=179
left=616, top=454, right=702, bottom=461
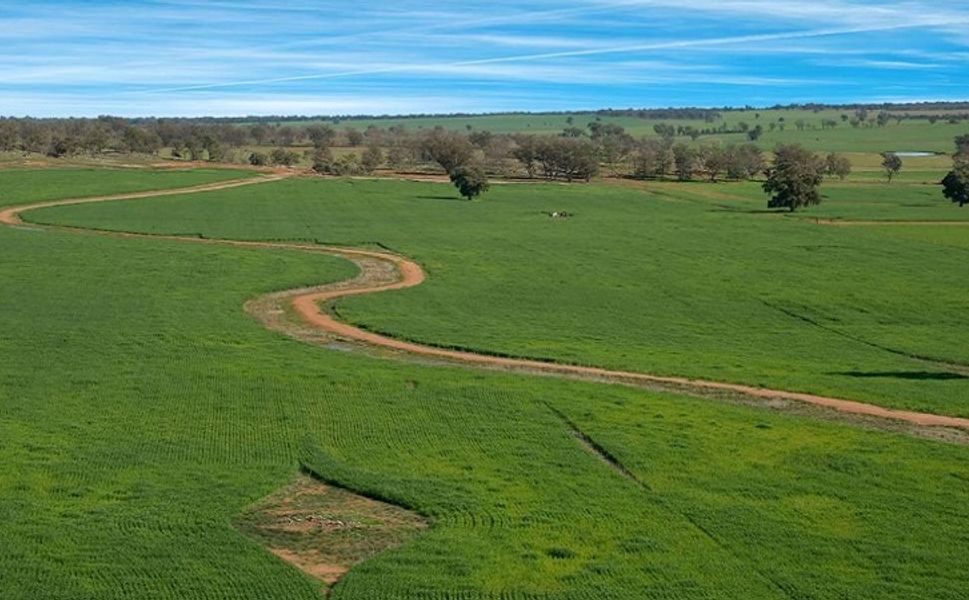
left=893, top=151, right=937, bottom=157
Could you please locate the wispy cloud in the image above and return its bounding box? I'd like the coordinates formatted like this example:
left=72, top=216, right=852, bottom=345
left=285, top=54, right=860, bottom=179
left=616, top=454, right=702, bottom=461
left=1, top=0, right=967, bottom=116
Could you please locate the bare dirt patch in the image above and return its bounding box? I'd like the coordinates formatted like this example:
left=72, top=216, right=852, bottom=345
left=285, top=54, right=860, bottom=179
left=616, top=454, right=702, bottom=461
left=235, top=475, right=428, bottom=590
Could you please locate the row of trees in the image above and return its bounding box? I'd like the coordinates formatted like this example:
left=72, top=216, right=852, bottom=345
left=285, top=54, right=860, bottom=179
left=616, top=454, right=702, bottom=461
left=0, top=117, right=403, bottom=161
left=0, top=113, right=856, bottom=185
left=761, top=136, right=967, bottom=211
left=631, top=139, right=852, bottom=183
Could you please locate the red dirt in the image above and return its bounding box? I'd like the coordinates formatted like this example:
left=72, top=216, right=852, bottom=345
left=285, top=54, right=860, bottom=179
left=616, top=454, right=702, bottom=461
left=289, top=265, right=969, bottom=429
left=268, top=548, right=347, bottom=585
left=4, top=176, right=969, bottom=432
left=0, top=175, right=285, bottom=226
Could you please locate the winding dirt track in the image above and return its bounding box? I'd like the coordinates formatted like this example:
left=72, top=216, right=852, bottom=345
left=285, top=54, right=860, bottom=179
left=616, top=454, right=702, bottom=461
left=4, top=175, right=969, bottom=432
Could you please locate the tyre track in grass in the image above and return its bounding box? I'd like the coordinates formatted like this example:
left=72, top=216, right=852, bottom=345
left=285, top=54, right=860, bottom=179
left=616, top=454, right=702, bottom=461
left=3, top=175, right=969, bottom=436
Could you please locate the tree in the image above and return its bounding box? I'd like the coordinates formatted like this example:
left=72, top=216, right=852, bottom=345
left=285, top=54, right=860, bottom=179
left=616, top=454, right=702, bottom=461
left=0, top=120, right=18, bottom=151
left=747, top=124, right=763, bottom=141
left=121, top=126, right=161, bottom=154
left=420, top=130, right=473, bottom=174
left=824, top=153, right=852, bottom=180
left=588, top=122, right=625, bottom=140
left=449, top=165, right=490, bottom=200
left=955, top=134, right=969, bottom=156
left=512, top=135, right=540, bottom=178
left=309, top=147, right=334, bottom=173
left=248, top=151, right=269, bottom=166
left=632, top=139, right=673, bottom=179
left=468, top=130, right=494, bottom=149
left=534, top=137, right=598, bottom=182
left=653, top=123, right=676, bottom=141
left=386, top=145, right=412, bottom=170
left=306, top=125, right=336, bottom=149
left=344, top=127, right=364, bottom=146
left=595, top=128, right=634, bottom=175
left=724, top=143, right=764, bottom=180
left=200, top=135, right=224, bottom=162
left=699, top=145, right=726, bottom=181
left=46, top=136, right=77, bottom=158
left=672, top=143, right=699, bottom=181
left=881, top=152, right=902, bottom=182
left=942, top=164, right=969, bottom=207
left=361, top=144, right=383, bottom=173
left=330, top=153, right=362, bottom=176
left=249, top=124, right=270, bottom=144
left=270, top=146, right=300, bottom=167
left=942, top=136, right=969, bottom=207
left=763, top=144, right=825, bottom=211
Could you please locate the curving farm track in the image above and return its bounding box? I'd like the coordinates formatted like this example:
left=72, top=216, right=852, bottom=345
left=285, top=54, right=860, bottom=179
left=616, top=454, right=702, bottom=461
left=3, top=174, right=969, bottom=433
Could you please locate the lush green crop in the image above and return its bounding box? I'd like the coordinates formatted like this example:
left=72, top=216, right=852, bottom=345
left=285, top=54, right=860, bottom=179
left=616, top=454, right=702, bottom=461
left=4, top=170, right=968, bottom=599
left=0, top=167, right=255, bottom=207
left=270, top=109, right=968, bottom=153
left=34, top=176, right=969, bottom=417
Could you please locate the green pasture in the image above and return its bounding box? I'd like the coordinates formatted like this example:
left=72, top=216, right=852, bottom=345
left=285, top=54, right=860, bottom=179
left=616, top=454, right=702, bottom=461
left=270, top=108, right=967, bottom=153
left=2, top=169, right=968, bottom=599
left=0, top=167, right=254, bottom=208
left=32, top=176, right=969, bottom=417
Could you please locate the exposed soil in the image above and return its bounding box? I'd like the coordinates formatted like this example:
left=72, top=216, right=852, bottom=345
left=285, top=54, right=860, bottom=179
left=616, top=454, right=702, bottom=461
left=0, top=175, right=287, bottom=226
left=235, top=475, right=427, bottom=590
left=5, top=177, right=969, bottom=439
left=279, top=259, right=969, bottom=432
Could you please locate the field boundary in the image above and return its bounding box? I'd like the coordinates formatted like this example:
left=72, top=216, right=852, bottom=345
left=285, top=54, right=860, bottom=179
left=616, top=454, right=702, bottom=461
left=4, top=177, right=969, bottom=438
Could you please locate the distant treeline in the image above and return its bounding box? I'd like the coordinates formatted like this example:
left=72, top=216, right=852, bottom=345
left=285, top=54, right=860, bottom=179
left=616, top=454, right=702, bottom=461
left=0, top=114, right=866, bottom=186
left=212, top=108, right=724, bottom=124
left=89, top=101, right=969, bottom=125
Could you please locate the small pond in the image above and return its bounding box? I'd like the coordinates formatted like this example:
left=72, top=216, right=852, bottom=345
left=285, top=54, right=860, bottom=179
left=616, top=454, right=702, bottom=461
left=892, top=151, right=936, bottom=157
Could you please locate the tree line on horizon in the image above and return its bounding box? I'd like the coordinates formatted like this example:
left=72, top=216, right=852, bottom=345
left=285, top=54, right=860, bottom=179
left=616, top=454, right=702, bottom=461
left=1, top=114, right=966, bottom=209
left=0, top=115, right=851, bottom=183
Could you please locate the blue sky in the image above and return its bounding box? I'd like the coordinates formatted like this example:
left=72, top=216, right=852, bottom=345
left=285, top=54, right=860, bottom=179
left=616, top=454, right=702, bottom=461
left=3, top=1, right=969, bottom=117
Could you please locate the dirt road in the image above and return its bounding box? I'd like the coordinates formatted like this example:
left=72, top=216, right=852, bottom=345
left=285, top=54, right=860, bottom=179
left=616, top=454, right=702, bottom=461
left=5, top=176, right=969, bottom=433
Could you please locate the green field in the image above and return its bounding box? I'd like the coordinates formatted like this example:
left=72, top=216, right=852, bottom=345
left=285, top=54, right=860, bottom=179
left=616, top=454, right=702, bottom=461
left=0, top=168, right=255, bottom=207
left=32, top=175, right=969, bottom=417
left=273, top=108, right=968, bottom=153
left=3, top=170, right=969, bottom=598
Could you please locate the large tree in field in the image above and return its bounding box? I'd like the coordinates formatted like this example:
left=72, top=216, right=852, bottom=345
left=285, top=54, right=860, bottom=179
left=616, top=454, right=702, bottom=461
left=942, top=135, right=969, bottom=207
left=449, top=165, right=490, bottom=200
left=942, top=165, right=969, bottom=207
left=763, top=144, right=825, bottom=211
left=881, top=152, right=902, bottom=182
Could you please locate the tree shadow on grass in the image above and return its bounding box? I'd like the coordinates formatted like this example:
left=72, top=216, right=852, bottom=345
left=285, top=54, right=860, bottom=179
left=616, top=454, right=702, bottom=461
left=415, top=195, right=463, bottom=202
left=831, top=370, right=967, bottom=381
left=707, top=206, right=788, bottom=215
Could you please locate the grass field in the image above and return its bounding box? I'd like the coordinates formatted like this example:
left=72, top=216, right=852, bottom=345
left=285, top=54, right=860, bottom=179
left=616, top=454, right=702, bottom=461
left=0, top=168, right=255, bottom=207
left=31, top=175, right=969, bottom=417
left=272, top=108, right=968, bottom=153
left=4, top=170, right=969, bottom=598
